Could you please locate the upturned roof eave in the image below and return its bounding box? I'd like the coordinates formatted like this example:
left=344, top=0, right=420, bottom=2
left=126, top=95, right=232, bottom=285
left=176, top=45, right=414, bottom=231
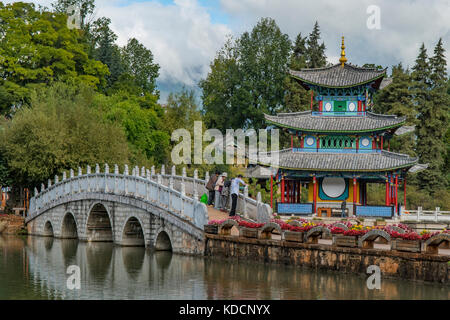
left=263, top=116, right=406, bottom=134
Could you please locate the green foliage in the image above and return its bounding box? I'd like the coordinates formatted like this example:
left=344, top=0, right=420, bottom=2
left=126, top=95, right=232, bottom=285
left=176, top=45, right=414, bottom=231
left=374, top=64, right=416, bottom=124
left=201, top=18, right=291, bottom=131
left=366, top=182, right=450, bottom=210
left=305, top=21, right=327, bottom=68
left=0, top=1, right=109, bottom=114
left=0, top=82, right=130, bottom=187
left=94, top=91, right=170, bottom=165
left=282, top=23, right=327, bottom=114
left=121, top=38, right=160, bottom=97
left=164, top=88, right=202, bottom=134
left=413, top=40, right=449, bottom=193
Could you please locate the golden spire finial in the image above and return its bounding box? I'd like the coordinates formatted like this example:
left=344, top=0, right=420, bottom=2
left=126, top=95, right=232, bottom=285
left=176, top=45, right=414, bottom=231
left=339, top=36, right=347, bottom=67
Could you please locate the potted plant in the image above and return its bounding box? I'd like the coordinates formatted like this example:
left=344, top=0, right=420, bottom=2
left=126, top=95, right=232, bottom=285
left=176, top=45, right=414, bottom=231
left=331, top=225, right=367, bottom=247
left=390, top=231, right=422, bottom=253
left=238, top=220, right=264, bottom=238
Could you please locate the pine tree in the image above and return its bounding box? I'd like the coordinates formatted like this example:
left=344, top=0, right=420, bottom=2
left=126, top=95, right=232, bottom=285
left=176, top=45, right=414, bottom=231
left=374, top=63, right=416, bottom=156
left=305, top=21, right=327, bottom=68
left=282, top=22, right=327, bottom=114
left=414, top=39, right=449, bottom=193
left=283, top=33, right=310, bottom=113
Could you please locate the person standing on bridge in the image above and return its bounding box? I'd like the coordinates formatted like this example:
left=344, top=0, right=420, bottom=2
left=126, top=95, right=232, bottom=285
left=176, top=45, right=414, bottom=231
left=214, top=172, right=226, bottom=210
left=229, top=174, right=247, bottom=217
left=206, top=170, right=220, bottom=206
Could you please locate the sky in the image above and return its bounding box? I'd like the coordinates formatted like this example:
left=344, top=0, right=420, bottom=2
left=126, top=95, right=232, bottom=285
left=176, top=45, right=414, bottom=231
left=6, top=0, right=450, bottom=102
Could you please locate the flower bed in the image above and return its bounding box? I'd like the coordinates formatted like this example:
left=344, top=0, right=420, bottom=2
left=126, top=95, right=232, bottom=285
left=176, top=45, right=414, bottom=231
left=332, top=235, right=359, bottom=247
left=283, top=230, right=304, bottom=242
left=239, top=227, right=259, bottom=238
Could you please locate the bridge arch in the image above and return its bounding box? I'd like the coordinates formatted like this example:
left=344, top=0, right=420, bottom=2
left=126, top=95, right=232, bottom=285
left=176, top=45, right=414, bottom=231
left=86, top=202, right=113, bottom=242
left=358, top=229, right=391, bottom=249
left=424, top=233, right=450, bottom=254
left=121, top=216, right=146, bottom=247
left=43, top=220, right=54, bottom=237
left=155, top=230, right=172, bottom=251
left=305, top=226, right=331, bottom=244
left=60, top=212, right=78, bottom=239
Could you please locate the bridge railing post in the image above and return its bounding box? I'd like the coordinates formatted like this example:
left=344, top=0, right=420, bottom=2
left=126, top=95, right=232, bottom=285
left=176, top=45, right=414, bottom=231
left=435, top=207, right=439, bottom=222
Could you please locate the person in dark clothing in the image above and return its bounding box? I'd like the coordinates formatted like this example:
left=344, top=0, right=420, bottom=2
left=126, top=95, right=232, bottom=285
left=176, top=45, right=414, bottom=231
left=206, top=171, right=220, bottom=206
left=341, top=200, right=347, bottom=217
left=229, top=174, right=247, bottom=216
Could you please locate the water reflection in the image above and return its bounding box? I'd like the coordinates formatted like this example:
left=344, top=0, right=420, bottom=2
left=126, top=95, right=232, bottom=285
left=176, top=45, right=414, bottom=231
left=86, top=242, right=113, bottom=281
left=0, top=235, right=448, bottom=300
left=122, top=246, right=145, bottom=280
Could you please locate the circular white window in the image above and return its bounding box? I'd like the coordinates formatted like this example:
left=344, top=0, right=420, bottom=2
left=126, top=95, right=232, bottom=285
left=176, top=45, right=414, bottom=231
left=324, top=102, right=332, bottom=111
left=322, top=177, right=346, bottom=198
left=306, top=137, right=314, bottom=146
left=361, top=138, right=370, bottom=147
left=348, top=102, right=356, bottom=111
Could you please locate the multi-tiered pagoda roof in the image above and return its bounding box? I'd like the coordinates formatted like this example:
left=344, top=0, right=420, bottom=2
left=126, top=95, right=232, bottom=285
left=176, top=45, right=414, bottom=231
left=290, top=63, right=387, bottom=89
left=265, top=111, right=406, bottom=133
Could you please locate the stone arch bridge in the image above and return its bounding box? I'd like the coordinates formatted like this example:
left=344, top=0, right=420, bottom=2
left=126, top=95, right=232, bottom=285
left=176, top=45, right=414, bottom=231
left=26, top=164, right=272, bottom=255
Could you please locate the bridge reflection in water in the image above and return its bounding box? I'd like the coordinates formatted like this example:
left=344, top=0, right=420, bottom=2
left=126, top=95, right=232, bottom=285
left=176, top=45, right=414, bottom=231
left=0, top=235, right=448, bottom=300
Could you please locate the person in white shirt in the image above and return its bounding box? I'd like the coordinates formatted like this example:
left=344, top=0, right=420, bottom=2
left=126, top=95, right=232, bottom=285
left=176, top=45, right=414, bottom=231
left=229, top=174, right=247, bottom=216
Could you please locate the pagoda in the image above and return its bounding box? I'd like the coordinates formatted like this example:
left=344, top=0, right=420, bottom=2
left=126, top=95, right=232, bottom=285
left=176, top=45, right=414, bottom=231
left=261, top=37, right=421, bottom=218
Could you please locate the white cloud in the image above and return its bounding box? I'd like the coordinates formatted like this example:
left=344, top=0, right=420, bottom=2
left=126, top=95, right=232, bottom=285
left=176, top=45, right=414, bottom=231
left=220, top=0, right=450, bottom=73
left=95, top=0, right=231, bottom=99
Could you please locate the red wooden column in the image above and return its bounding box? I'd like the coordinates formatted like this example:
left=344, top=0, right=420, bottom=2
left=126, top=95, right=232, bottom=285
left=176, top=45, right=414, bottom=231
left=270, top=175, right=273, bottom=208
left=403, top=176, right=407, bottom=208
left=385, top=175, right=389, bottom=206
left=281, top=177, right=285, bottom=203
left=353, top=177, right=357, bottom=216
left=380, top=136, right=384, bottom=150
left=287, top=180, right=290, bottom=203
left=310, top=90, right=314, bottom=110
left=395, top=175, right=398, bottom=214
left=313, top=176, right=317, bottom=214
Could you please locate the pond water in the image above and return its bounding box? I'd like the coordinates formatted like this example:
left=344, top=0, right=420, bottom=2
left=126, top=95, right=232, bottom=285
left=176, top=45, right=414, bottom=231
left=0, top=235, right=448, bottom=300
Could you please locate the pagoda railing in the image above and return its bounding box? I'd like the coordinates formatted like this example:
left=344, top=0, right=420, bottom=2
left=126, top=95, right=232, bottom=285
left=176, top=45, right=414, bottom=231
left=293, top=147, right=380, bottom=154
left=312, top=111, right=367, bottom=116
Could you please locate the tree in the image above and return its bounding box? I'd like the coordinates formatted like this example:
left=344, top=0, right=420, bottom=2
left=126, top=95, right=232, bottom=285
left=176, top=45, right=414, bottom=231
left=374, top=64, right=416, bottom=124
left=200, top=37, right=241, bottom=131
left=121, top=38, right=160, bottom=97
left=282, top=22, right=327, bottom=114
left=201, top=18, right=291, bottom=131
left=283, top=32, right=310, bottom=113
left=413, top=40, right=449, bottom=193
left=0, top=2, right=109, bottom=114
left=0, top=82, right=130, bottom=187
left=374, top=64, right=417, bottom=157
left=86, top=17, right=125, bottom=91
left=165, top=88, right=202, bottom=134
left=305, top=21, right=327, bottom=68
left=95, top=91, right=170, bottom=165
